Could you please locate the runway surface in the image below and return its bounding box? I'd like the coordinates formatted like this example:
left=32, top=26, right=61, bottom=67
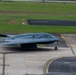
left=28, top=19, right=76, bottom=26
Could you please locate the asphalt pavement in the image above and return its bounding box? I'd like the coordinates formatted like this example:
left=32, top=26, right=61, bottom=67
left=28, top=19, right=76, bottom=26
left=48, top=57, right=76, bottom=75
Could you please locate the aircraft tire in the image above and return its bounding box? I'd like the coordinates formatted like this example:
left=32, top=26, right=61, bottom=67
left=55, top=47, right=58, bottom=50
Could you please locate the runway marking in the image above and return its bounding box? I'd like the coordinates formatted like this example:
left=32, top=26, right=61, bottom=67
left=61, top=34, right=75, bottom=55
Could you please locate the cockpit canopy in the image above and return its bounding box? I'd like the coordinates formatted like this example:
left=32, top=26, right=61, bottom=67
left=7, top=33, right=55, bottom=39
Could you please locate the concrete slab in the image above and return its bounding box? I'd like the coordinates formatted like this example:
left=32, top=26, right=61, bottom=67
left=2, top=47, right=73, bottom=75
left=0, top=54, right=3, bottom=75
left=63, top=34, right=76, bottom=45
left=63, top=34, right=76, bottom=55
left=5, top=54, right=26, bottom=75
left=72, top=45, right=76, bottom=54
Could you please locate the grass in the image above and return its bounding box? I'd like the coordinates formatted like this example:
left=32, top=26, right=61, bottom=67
left=0, top=2, right=76, bottom=34
left=0, top=24, right=76, bottom=34
left=0, top=14, right=76, bottom=24
left=0, top=2, right=76, bottom=14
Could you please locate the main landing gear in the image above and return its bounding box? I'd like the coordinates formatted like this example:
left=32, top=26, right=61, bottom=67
left=20, top=44, right=37, bottom=50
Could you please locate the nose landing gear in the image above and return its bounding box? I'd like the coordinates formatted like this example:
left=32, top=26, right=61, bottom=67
left=54, top=41, right=58, bottom=50
left=55, top=46, right=58, bottom=50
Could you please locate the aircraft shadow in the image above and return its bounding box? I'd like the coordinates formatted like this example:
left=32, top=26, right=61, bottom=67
left=3, top=46, right=54, bottom=53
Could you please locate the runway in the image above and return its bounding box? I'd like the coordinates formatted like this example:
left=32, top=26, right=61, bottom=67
left=28, top=19, right=76, bottom=26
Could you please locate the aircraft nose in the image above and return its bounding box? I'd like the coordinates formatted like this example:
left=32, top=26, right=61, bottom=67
left=55, top=37, right=59, bottom=41
left=2, top=38, right=14, bottom=42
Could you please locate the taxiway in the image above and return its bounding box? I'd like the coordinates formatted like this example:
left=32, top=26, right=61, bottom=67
left=0, top=34, right=76, bottom=75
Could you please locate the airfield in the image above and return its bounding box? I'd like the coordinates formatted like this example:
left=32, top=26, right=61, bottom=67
left=0, top=2, right=76, bottom=75
left=0, top=34, right=76, bottom=75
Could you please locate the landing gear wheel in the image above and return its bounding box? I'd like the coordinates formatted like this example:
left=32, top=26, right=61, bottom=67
left=55, top=47, right=58, bottom=50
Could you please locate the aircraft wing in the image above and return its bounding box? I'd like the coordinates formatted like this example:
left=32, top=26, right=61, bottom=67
left=0, top=34, right=16, bottom=37
left=1, top=37, right=59, bottom=46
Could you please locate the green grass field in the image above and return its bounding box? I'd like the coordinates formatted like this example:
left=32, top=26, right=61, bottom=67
left=0, top=2, right=76, bottom=14
left=0, top=2, right=76, bottom=34
left=1, top=24, right=76, bottom=34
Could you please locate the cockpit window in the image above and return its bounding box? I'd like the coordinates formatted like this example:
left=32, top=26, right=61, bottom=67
left=33, top=34, right=41, bottom=38
left=41, top=34, right=53, bottom=38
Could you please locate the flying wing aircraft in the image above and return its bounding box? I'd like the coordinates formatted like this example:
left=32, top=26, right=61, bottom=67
left=0, top=33, right=59, bottom=50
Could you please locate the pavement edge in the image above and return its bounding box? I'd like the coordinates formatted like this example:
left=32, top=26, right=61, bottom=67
left=43, top=56, right=76, bottom=75
left=43, top=57, right=61, bottom=75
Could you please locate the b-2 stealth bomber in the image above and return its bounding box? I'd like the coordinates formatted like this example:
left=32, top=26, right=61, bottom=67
left=0, top=33, right=59, bottom=50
